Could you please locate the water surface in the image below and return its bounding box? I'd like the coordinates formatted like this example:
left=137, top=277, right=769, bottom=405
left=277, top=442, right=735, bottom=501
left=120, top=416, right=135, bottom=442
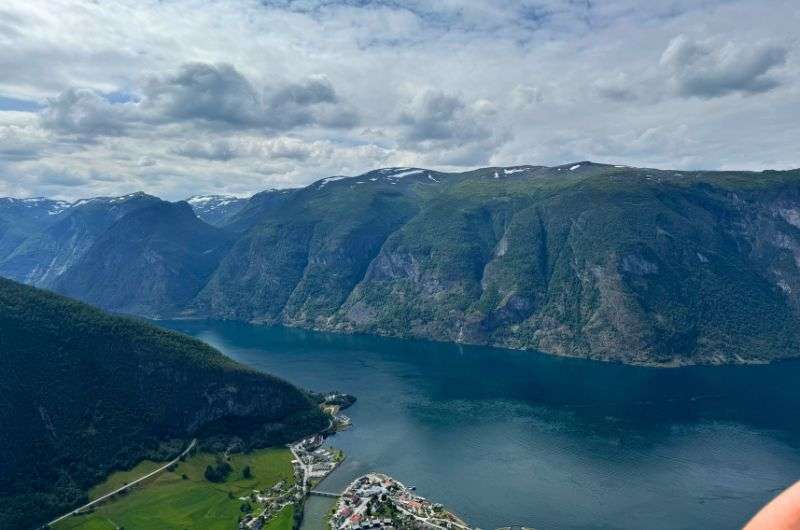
left=160, top=320, right=800, bottom=530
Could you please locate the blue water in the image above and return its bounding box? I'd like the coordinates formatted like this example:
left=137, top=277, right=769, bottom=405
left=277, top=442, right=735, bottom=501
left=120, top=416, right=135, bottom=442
left=160, top=320, right=800, bottom=530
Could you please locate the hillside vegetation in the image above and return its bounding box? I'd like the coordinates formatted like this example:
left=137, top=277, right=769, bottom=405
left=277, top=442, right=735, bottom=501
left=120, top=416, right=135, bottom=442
left=4, top=163, right=800, bottom=364
left=0, top=278, right=326, bottom=530
left=194, top=163, right=800, bottom=365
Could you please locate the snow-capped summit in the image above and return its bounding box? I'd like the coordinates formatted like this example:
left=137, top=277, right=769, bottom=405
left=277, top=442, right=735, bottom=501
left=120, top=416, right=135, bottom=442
left=185, top=194, right=248, bottom=226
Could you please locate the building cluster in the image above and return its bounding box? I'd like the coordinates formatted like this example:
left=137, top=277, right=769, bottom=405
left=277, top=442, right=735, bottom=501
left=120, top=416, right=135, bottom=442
left=330, top=473, right=472, bottom=530
left=290, top=434, right=342, bottom=491
left=240, top=434, right=343, bottom=530
left=238, top=479, right=297, bottom=529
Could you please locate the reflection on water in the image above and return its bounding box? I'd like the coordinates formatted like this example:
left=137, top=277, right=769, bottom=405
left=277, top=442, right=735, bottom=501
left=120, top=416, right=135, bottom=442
left=160, top=320, right=800, bottom=530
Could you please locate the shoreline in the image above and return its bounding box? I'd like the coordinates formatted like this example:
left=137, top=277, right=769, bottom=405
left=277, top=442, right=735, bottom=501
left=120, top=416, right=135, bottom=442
left=157, top=316, right=793, bottom=368
left=329, top=472, right=473, bottom=530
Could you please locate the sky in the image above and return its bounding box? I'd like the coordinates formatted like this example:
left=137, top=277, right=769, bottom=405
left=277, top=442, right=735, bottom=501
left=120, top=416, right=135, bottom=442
left=0, top=0, right=798, bottom=200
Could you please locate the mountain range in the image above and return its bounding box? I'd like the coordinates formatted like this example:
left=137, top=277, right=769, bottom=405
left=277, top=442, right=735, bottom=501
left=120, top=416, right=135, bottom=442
left=4, top=162, right=800, bottom=365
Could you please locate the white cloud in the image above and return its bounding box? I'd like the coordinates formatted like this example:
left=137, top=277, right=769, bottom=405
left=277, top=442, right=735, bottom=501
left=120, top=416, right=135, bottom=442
left=660, top=34, right=789, bottom=98
left=0, top=0, right=797, bottom=200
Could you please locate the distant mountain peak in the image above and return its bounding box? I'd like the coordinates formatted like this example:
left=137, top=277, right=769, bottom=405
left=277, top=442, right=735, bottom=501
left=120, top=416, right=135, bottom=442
left=0, top=196, right=71, bottom=210
left=184, top=194, right=248, bottom=226
left=71, top=191, right=155, bottom=208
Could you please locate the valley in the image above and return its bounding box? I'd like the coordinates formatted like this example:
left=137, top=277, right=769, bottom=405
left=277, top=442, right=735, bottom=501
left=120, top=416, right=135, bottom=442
left=3, top=2, right=796, bottom=529
left=52, top=447, right=297, bottom=530
left=4, top=163, right=800, bottom=365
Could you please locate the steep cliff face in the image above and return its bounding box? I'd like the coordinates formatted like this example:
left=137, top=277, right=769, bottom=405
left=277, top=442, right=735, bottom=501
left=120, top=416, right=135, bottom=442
left=54, top=200, right=234, bottom=316
left=330, top=169, right=800, bottom=364
left=5, top=164, right=800, bottom=365
left=192, top=171, right=420, bottom=322
left=0, top=198, right=70, bottom=266
left=0, top=192, right=160, bottom=286
left=194, top=164, right=800, bottom=365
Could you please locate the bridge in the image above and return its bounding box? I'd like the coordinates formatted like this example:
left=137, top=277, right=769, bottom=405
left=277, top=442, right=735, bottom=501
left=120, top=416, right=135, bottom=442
left=310, top=489, right=341, bottom=498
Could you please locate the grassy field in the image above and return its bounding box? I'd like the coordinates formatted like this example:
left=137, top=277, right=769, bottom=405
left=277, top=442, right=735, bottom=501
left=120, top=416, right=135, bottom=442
left=54, top=448, right=295, bottom=530
left=264, top=505, right=294, bottom=530
left=88, top=460, right=164, bottom=500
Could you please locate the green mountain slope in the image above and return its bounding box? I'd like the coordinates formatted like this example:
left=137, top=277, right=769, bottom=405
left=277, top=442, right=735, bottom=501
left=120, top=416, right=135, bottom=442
left=0, top=193, right=161, bottom=287
left=54, top=200, right=234, bottom=316
left=0, top=198, right=70, bottom=269
left=0, top=278, right=326, bottom=530
left=194, top=164, right=800, bottom=364
left=5, top=163, right=800, bottom=365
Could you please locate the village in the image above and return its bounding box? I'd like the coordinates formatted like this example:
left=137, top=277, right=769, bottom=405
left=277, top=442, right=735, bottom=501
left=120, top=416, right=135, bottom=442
left=329, top=473, right=473, bottom=530
left=239, top=392, right=475, bottom=530
left=238, top=394, right=352, bottom=530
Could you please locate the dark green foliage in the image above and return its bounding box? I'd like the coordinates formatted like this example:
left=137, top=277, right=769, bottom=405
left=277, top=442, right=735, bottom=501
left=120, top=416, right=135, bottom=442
left=196, top=164, right=800, bottom=364
left=0, top=278, right=327, bottom=530
left=292, top=500, right=305, bottom=530
left=242, top=465, right=252, bottom=479
left=204, top=457, right=232, bottom=483
left=6, top=164, right=800, bottom=365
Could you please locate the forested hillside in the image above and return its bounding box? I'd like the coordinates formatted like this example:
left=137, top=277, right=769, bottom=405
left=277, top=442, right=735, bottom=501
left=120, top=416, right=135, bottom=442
left=0, top=279, right=326, bottom=530
left=54, top=201, right=234, bottom=316
left=4, top=162, right=800, bottom=364
left=192, top=164, right=800, bottom=365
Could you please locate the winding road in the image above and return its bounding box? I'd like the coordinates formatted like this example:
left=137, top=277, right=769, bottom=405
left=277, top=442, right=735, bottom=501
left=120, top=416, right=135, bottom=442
left=46, top=438, right=197, bottom=528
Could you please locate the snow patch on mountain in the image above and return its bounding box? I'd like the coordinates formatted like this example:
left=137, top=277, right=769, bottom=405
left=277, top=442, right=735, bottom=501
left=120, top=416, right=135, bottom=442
left=388, top=169, right=423, bottom=179
left=318, top=176, right=348, bottom=188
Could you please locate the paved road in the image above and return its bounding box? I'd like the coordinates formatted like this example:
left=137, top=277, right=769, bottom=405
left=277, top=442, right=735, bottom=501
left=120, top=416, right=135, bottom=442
left=289, top=443, right=309, bottom=493
left=46, top=438, right=197, bottom=528
left=290, top=418, right=334, bottom=494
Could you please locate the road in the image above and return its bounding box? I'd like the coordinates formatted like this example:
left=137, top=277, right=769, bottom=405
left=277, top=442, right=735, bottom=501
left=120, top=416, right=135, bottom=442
left=288, top=443, right=310, bottom=493
left=290, top=417, right=334, bottom=494
left=46, top=438, right=197, bottom=528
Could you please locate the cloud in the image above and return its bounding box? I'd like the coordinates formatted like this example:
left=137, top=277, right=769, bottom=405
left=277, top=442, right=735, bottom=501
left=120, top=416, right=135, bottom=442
left=0, top=0, right=798, bottom=200
left=143, top=63, right=264, bottom=127
left=397, top=88, right=506, bottom=165
left=260, top=137, right=319, bottom=161
left=510, top=84, right=543, bottom=109
left=40, top=88, right=134, bottom=137
left=39, top=63, right=359, bottom=138
left=660, top=34, right=789, bottom=98
left=399, top=90, right=473, bottom=142
left=172, top=139, right=239, bottom=161
left=260, top=76, right=358, bottom=130
left=0, top=124, right=48, bottom=161
left=172, top=136, right=326, bottom=162
left=593, top=73, right=640, bottom=102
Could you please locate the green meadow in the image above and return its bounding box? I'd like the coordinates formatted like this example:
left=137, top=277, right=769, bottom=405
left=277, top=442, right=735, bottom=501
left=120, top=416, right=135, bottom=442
left=54, top=448, right=295, bottom=530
